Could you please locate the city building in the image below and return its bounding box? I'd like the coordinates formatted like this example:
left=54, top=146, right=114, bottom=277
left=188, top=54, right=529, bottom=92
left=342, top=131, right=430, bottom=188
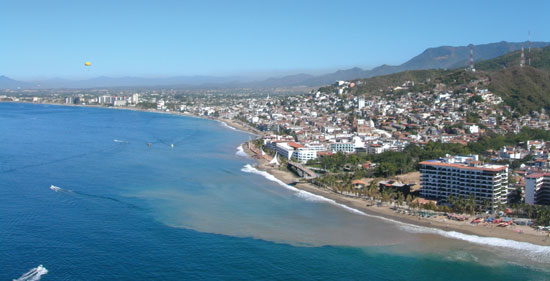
left=358, top=97, right=365, bottom=109
left=114, top=100, right=127, bottom=107
left=525, top=173, right=550, bottom=205
left=330, top=141, right=355, bottom=153
left=273, top=142, right=317, bottom=163
left=419, top=155, right=508, bottom=210
left=132, top=93, right=140, bottom=104
left=98, top=95, right=113, bottom=104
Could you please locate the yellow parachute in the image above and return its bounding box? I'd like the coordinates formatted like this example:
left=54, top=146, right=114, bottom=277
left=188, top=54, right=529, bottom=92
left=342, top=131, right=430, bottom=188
left=84, top=61, right=91, bottom=66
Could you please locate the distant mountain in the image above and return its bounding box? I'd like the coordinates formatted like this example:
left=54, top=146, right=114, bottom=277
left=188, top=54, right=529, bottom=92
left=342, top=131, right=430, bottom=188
left=0, top=75, right=34, bottom=89
left=265, top=41, right=550, bottom=87
left=2, top=41, right=549, bottom=89
left=32, top=75, right=247, bottom=89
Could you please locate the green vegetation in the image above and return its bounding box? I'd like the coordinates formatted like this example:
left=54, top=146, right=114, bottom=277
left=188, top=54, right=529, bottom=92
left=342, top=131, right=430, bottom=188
left=308, top=127, right=550, bottom=177
left=488, top=66, right=550, bottom=114
left=476, top=46, right=550, bottom=72
left=348, top=46, right=550, bottom=114
left=136, top=102, right=156, bottom=109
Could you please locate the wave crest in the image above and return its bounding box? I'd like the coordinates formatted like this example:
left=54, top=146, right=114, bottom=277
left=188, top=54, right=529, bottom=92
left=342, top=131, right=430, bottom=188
left=235, top=145, right=249, bottom=157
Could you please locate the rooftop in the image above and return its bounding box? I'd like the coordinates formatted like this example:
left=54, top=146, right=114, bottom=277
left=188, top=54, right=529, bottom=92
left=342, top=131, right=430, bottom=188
left=419, top=161, right=507, bottom=172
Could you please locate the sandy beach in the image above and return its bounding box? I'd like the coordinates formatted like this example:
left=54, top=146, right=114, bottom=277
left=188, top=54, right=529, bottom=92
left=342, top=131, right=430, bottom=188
left=242, top=141, right=550, bottom=247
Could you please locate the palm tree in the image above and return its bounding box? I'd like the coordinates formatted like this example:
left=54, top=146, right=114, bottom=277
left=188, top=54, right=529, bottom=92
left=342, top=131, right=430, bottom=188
left=396, top=193, right=405, bottom=207
left=406, top=194, right=413, bottom=206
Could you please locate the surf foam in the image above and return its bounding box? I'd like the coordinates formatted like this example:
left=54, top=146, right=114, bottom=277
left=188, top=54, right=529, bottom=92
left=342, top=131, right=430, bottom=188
left=217, top=120, right=255, bottom=135
left=236, top=145, right=249, bottom=157
left=241, top=164, right=550, bottom=262
left=13, top=265, right=48, bottom=281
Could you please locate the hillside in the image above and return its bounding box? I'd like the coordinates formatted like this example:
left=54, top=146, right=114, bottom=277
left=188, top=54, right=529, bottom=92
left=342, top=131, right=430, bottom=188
left=489, top=66, right=550, bottom=114
left=476, top=46, right=550, bottom=72
left=347, top=46, right=550, bottom=114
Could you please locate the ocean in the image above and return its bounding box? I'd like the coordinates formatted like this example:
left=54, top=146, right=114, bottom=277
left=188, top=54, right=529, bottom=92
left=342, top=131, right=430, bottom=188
left=1, top=102, right=549, bottom=280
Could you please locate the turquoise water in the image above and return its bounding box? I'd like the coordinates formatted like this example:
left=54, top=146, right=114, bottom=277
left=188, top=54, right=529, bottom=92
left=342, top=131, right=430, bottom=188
left=1, top=102, right=549, bottom=280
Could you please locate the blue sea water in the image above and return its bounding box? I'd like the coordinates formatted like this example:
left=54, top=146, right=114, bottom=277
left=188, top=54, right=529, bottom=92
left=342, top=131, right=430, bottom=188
left=1, top=102, right=549, bottom=280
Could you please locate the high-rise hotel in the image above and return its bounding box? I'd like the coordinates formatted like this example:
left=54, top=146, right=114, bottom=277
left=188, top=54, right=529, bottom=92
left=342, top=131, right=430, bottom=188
left=525, top=173, right=550, bottom=205
left=419, top=155, right=508, bottom=210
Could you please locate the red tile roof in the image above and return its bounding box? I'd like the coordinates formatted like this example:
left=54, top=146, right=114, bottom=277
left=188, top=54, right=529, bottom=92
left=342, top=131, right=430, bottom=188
left=288, top=142, right=304, bottom=149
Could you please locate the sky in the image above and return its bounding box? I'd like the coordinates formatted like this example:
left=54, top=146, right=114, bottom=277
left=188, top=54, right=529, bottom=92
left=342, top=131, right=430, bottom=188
left=1, top=0, right=549, bottom=80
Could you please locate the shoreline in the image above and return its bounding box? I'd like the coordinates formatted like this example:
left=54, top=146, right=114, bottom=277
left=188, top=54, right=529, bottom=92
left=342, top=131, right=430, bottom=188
left=1, top=101, right=261, bottom=136
left=6, top=101, right=550, bottom=247
left=241, top=141, right=550, bottom=247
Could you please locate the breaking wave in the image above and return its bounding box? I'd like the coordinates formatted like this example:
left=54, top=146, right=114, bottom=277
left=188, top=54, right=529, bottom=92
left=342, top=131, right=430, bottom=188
left=13, top=265, right=48, bottom=281
left=218, top=120, right=254, bottom=135
left=236, top=145, right=248, bottom=157
left=219, top=120, right=238, bottom=131
left=240, top=164, right=550, bottom=262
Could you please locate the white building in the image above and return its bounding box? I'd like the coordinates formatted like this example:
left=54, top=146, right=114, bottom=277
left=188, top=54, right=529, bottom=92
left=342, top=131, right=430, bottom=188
left=419, top=155, right=508, bottom=210
left=358, top=97, right=365, bottom=109
left=304, top=143, right=326, bottom=152
left=132, top=93, right=140, bottom=104
left=329, top=142, right=355, bottom=153
left=98, top=95, right=113, bottom=104
left=274, top=142, right=317, bottom=163
left=113, top=100, right=127, bottom=107
left=468, top=124, right=479, bottom=134
left=525, top=173, right=550, bottom=205
left=499, top=147, right=522, bottom=160
left=157, top=100, right=165, bottom=110
left=367, top=143, right=387, bottom=154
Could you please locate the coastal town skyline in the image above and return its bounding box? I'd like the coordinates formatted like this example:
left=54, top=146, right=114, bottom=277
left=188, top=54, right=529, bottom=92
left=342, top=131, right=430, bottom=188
left=3, top=1, right=550, bottom=280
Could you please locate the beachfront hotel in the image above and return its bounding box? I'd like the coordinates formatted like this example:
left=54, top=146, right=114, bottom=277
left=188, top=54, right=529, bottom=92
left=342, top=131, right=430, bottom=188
left=419, top=155, right=508, bottom=210
left=525, top=173, right=550, bottom=205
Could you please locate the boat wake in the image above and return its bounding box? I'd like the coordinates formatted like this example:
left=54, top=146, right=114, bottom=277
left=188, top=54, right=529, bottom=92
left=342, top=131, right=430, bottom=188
left=13, top=265, right=48, bottom=281
left=235, top=145, right=248, bottom=157
left=241, top=164, right=550, bottom=262
left=49, top=184, right=142, bottom=210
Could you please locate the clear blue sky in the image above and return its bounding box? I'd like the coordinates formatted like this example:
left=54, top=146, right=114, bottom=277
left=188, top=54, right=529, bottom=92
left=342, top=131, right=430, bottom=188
left=1, top=0, right=548, bottom=80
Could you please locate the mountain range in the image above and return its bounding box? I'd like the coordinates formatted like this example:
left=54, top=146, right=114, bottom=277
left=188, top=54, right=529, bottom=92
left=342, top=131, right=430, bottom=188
left=1, top=41, right=549, bottom=90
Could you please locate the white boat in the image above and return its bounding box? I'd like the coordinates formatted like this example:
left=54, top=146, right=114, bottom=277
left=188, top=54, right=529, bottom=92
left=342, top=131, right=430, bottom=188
left=50, top=185, right=61, bottom=192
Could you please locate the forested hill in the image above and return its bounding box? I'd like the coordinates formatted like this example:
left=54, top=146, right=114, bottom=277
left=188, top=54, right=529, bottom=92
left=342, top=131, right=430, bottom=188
left=345, top=46, right=550, bottom=114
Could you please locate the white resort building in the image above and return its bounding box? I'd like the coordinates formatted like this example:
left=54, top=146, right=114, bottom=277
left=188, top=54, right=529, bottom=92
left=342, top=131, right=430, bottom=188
left=525, top=173, right=550, bottom=205
left=419, top=155, right=508, bottom=210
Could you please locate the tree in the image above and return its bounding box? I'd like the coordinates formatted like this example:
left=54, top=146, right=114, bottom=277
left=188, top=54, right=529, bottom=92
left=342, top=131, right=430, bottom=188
left=378, top=162, right=397, bottom=177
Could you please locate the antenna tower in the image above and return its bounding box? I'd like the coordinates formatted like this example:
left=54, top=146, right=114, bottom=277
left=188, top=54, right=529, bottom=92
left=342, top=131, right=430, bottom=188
left=469, top=44, right=475, bottom=72
left=520, top=44, right=525, bottom=68
left=528, top=31, right=531, bottom=66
